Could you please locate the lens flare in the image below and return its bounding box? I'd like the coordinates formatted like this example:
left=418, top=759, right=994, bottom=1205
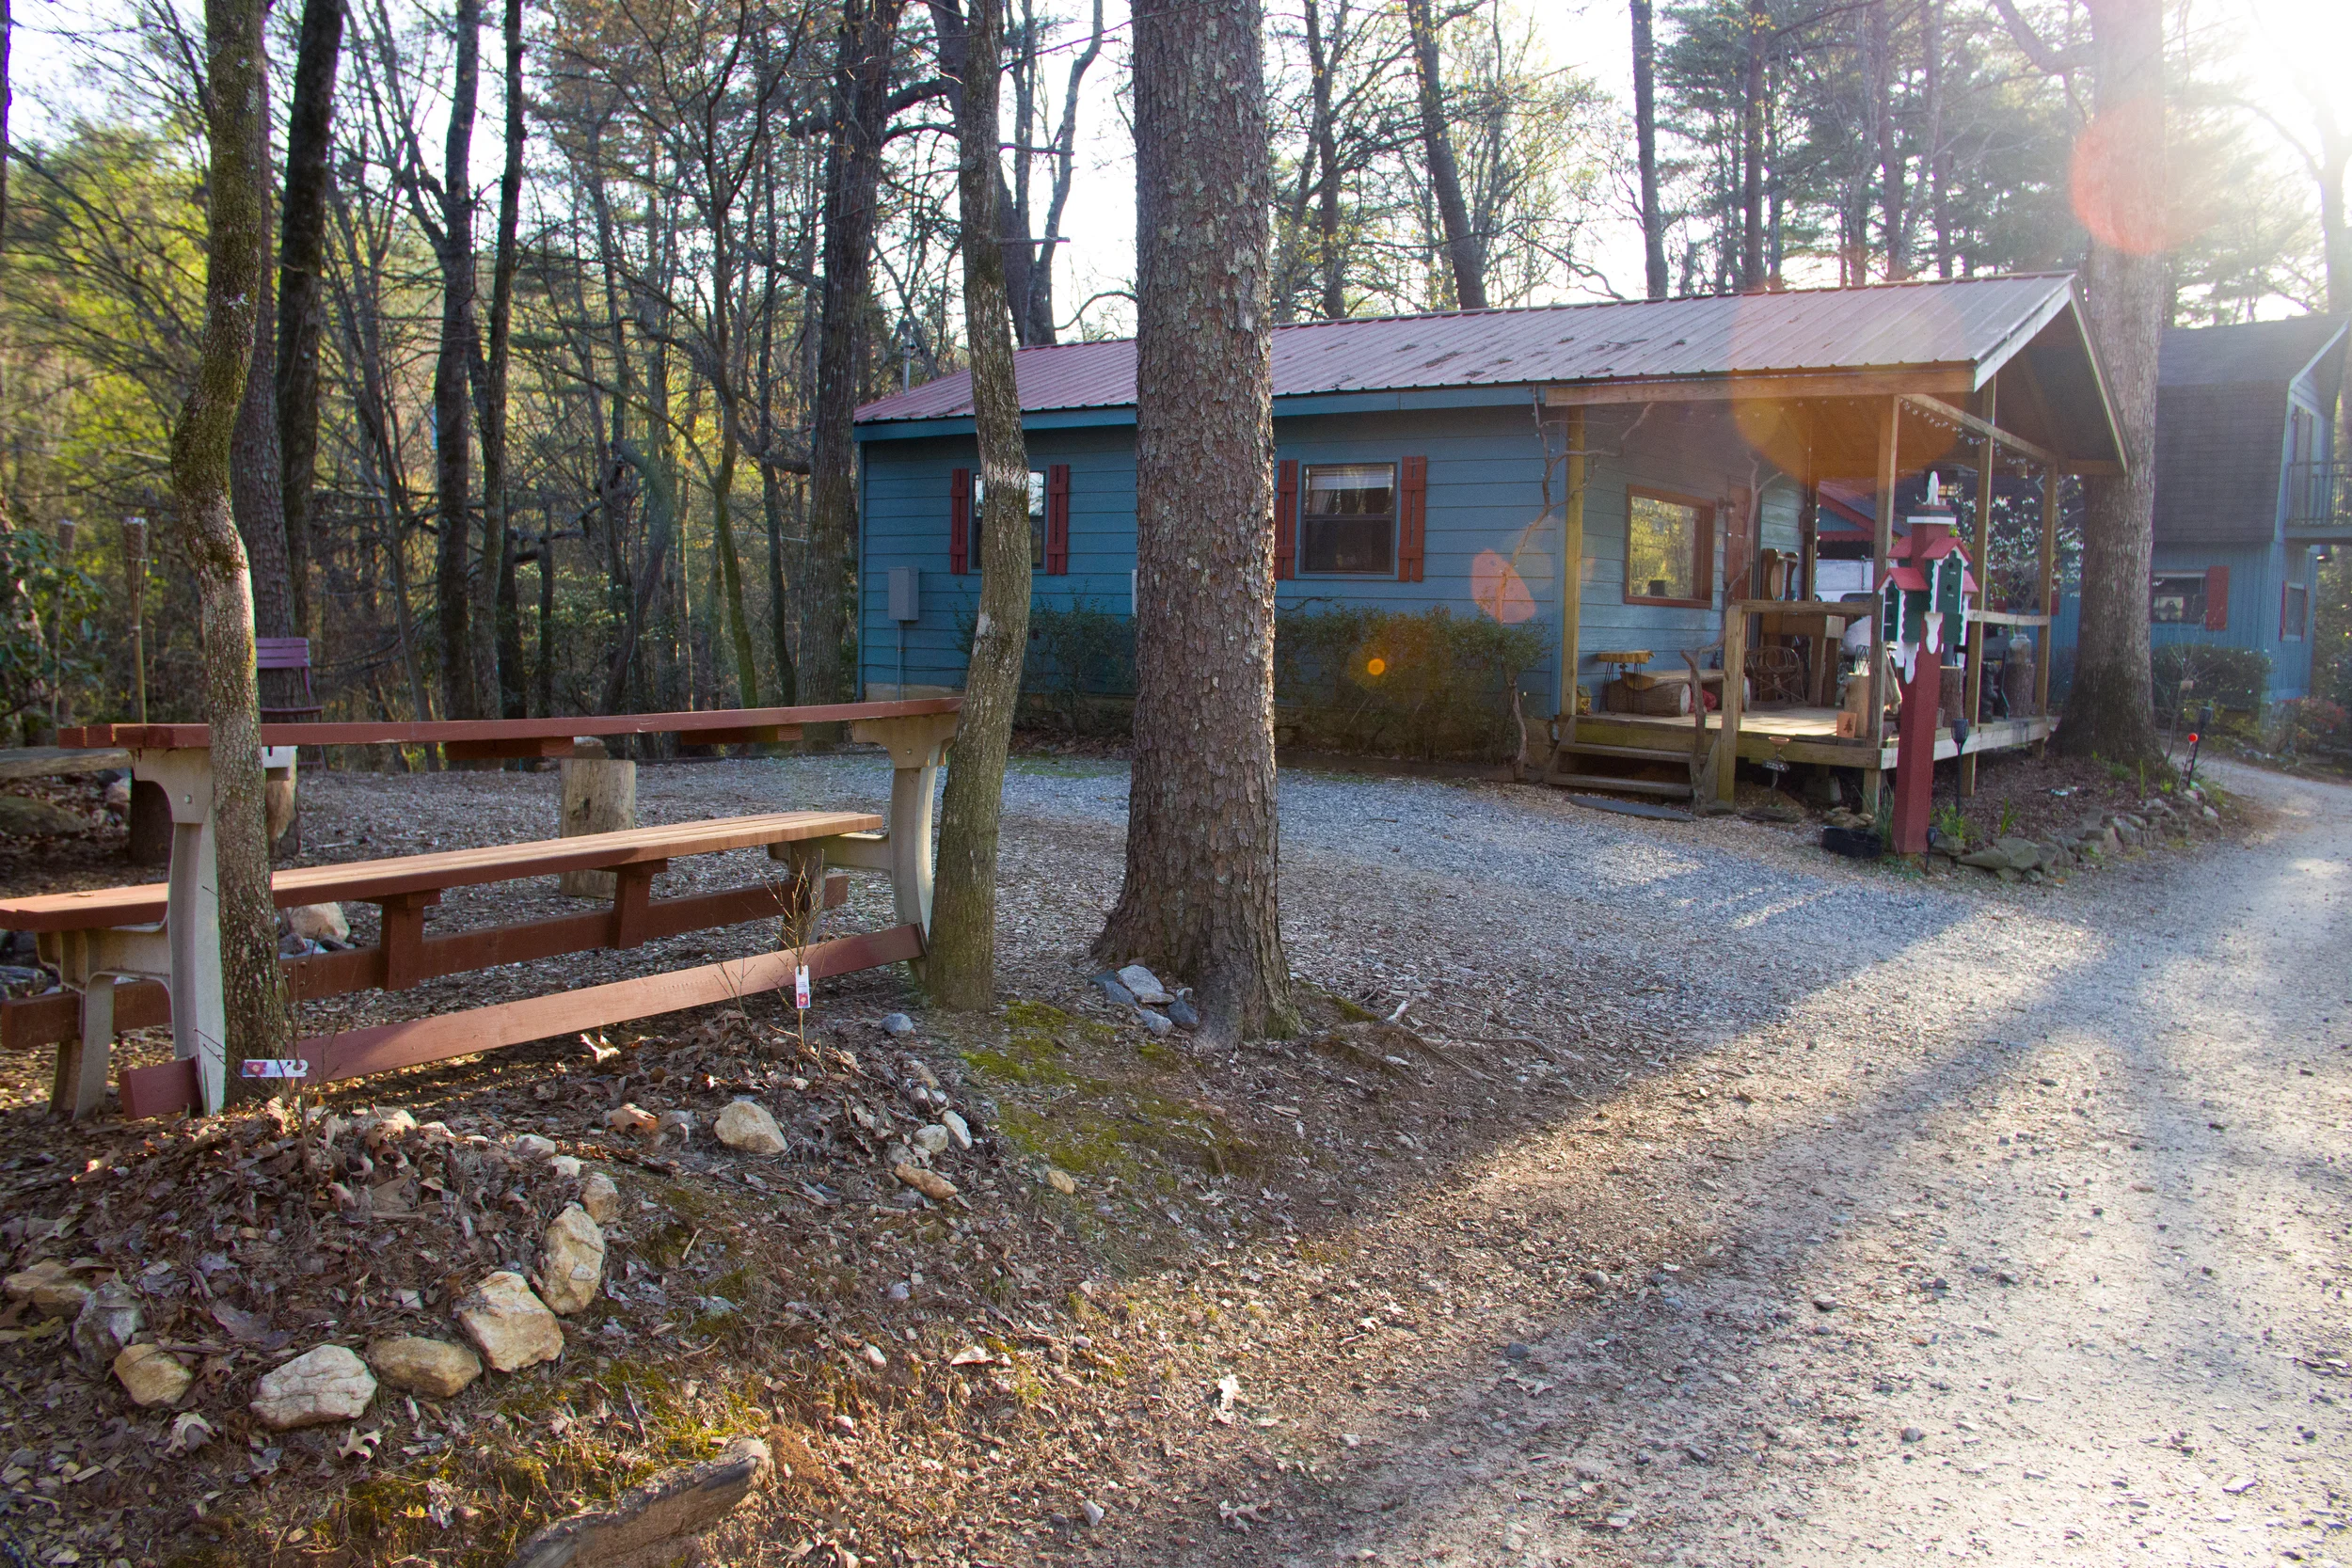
left=2069, top=99, right=2173, bottom=257
left=1470, top=550, right=1536, bottom=624
left=1365, top=657, right=1388, bottom=677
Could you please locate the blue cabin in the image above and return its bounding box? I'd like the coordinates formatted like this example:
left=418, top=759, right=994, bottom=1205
left=2052, top=315, right=2349, bottom=712
left=853, top=274, right=2124, bottom=805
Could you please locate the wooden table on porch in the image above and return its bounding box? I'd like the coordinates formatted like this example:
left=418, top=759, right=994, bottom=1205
left=8, top=700, right=961, bottom=1117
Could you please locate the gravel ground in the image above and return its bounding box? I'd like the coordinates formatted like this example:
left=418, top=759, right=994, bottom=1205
left=4, top=748, right=2337, bottom=1568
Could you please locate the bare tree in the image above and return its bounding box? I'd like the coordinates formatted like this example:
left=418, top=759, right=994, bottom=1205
left=1095, top=0, right=1296, bottom=1042
left=275, top=0, right=344, bottom=640
left=1631, top=0, right=1667, bottom=300
left=930, top=0, right=1029, bottom=1007
left=1406, top=0, right=1484, bottom=309
left=172, top=0, right=293, bottom=1077
left=478, top=0, right=524, bottom=716
left=436, top=0, right=485, bottom=720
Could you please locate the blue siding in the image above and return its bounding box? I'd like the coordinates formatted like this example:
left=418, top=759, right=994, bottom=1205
left=2048, top=539, right=2317, bottom=706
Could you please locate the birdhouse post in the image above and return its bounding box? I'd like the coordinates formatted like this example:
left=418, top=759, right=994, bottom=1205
left=1880, top=478, right=1975, bottom=855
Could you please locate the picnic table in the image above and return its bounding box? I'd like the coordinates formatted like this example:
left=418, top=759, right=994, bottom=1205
left=0, top=700, right=961, bottom=1120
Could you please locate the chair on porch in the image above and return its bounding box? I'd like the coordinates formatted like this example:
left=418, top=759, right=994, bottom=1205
left=257, top=637, right=324, bottom=722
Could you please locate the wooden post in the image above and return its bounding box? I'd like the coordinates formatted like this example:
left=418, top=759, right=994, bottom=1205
left=1559, top=408, right=1586, bottom=745
left=1863, top=399, right=1899, bottom=818
left=1960, top=387, right=1996, bottom=796
left=2035, top=466, right=2058, bottom=753
left=558, top=738, right=636, bottom=897
left=1715, top=598, right=1747, bottom=806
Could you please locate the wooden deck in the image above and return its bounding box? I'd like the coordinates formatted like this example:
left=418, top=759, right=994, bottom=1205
left=1571, top=705, right=2053, bottom=771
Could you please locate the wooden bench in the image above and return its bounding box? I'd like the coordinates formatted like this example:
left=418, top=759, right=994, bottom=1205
left=0, top=811, right=911, bottom=1119
left=8, top=699, right=962, bottom=1119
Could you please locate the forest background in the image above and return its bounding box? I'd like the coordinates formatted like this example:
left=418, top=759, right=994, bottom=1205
left=0, top=0, right=2346, bottom=746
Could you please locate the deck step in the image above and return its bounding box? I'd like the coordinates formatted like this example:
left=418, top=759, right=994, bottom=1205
left=1546, top=772, right=1693, bottom=800
left=1556, top=740, right=1695, bottom=764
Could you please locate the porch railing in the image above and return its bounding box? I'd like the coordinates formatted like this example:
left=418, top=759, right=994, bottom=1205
left=2285, top=459, right=2352, bottom=531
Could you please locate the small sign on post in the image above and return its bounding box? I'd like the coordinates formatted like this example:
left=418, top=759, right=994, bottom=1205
left=794, top=965, right=812, bottom=1011
left=240, top=1059, right=310, bottom=1080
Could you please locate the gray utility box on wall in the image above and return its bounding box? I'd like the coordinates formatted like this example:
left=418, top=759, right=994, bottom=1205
left=888, top=567, right=922, bottom=624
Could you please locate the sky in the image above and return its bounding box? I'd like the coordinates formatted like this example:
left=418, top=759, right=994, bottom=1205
left=7, top=0, right=2346, bottom=331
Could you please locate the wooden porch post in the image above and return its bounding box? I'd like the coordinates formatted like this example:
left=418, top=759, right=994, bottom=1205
left=1716, top=596, right=1746, bottom=806
left=2035, top=465, right=2058, bottom=755
left=1960, top=387, right=1996, bottom=796
left=1864, top=398, right=1899, bottom=816
left=1800, top=420, right=1826, bottom=703
left=1559, top=407, right=1586, bottom=738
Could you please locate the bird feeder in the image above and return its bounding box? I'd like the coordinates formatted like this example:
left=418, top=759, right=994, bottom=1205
left=1883, top=475, right=1976, bottom=855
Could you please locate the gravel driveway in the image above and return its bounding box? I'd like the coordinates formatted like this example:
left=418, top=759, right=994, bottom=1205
left=288, top=750, right=2347, bottom=1565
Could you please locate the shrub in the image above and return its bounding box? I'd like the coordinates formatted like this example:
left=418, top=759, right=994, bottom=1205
left=1273, top=603, right=1545, bottom=760
left=1023, top=601, right=1134, bottom=735
left=2152, top=642, right=2268, bottom=720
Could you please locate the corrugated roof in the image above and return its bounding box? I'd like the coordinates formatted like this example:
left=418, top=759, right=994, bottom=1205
left=2159, top=316, right=2348, bottom=388
left=857, top=273, right=2082, bottom=424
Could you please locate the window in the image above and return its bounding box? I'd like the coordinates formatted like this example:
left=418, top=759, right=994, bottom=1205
left=2151, top=573, right=2208, bottom=625
left=1625, top=487, right=1713, bottom=606
left=973, top=470, right=1046, bottom=570
left=2284, top=581, right=2309, bottom=640
left=1299, top=463, right=1395, bottom=574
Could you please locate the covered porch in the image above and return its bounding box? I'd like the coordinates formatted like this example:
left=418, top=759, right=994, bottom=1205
left=1536, top=282, right=2125, bottom=811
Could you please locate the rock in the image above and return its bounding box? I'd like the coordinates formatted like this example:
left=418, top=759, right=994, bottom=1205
left=714, top=1100, right=788, bottom=1155
left=1136, top=1007, right=1174, bottom=1037
left=6, top=1259, right=93, bottom=1320
left=250, top=1344, right=377, bottom=1431
left=1045, top=1167, right=1078, bottom=1196
left=1081, top=1500, right=1105, bottom=1528
left=1900, top=1426, right=1926, bottom=1443
left=363, top=1108, right=418, bottom=1149
left=655, top=1109, right=695, bottom=1145
left=1115, top=965, right=1171, bottom=1006
left=507, top=1437, right=771, bottom=1568
left=2114, top=818, right=2141, bottom=847
left=535, top=1205, right=606, bottom=1315
left=1957, top=848, right=2010, bottom=871
left=1091, top=972, right=1136, bottom=1006
left=1167, top=990, right=1201, bottom=1031
left=940, top=1110, right=972, bottom=1150
left=1993, top=835, right=2042, bottom=871
left=0, top=797, right=86, bottom=836
left=548, top=1154, right=582, bottom=1180
left=285, top=902, right=349, bottom=943
left=1503, top=1342, right=1532, bottom=1361
left=912, top=1123, right=951, bottom=1156
left=2201, top=804, right=2220, bottom=822
left=367, top=1336, right=483, bottom=1400
left=580, top=1171, right=622, bottom=1225
left=72, top=1280, right=144, bottom=1368
left=455, top=1271, right=565, bottom=1371
left=606, top=1103, right=659, bottom=1139
left=893, top=1164, right=958, bottom=1204
left=512, top=1133, right=558, bottom=1160
left=879, top=1012, right=916, bottom=1037
left=112, top=1344, right=193, bottom=1407
left=103, top=776, right=132, bottom=811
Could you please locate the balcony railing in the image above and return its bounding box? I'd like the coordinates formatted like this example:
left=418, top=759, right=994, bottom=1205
left=2285, top=459, right=2352, bottom=531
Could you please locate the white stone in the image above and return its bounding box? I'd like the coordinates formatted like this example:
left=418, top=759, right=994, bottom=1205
left=535, top=1204, right=606, bottom=1315
left=548, top=1154, right=582, bottom=1180
left=512, top=1133, right=558, bottom=1160
left=367, top=1336, right=483, bottom=1399
left=1116, top=965, right=1171, bottom=1005
left=113, top=1343, right=193, bottom=1407
left=579, top=1171, right=622, bottom=1225
left=940, top=1110, right=972, bottom=1150
left=285, top=902, right=349, bottom=943
left=912, top=1123, right=951, bottom=1156
left=363, top=1108, right=418, bottom=1149
left=455, top=1271, right=565, bottom=1371
left=879, top=1012, right=915, bottom=1037
left=250, top=1344, right=376, bottom=1430
left=714, top=1100, right=788, bottom=1156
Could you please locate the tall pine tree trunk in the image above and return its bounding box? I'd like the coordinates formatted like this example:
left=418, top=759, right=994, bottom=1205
left=930, top=0, right=1030, bottom=1009
left=803, top=0, right=905, bottom=705
left=435, top=0, right=482, bottom=721
left=230, top=62, right=297, bottom=687
left=1631, top=0, right=1667, bottom=301
left=478, top=0, right=523, bottom=719
left=276, top=0, right=342, bottom=642
left=1405, top=0, right=1483, bottom=310
left=174, top=0, right=293, bottom=1078
left=2058, top=0, right=2166, bottom=763
left=1094, top=0, right=1295, bottom=1044
left=1740, top=0, right=1767, bottom=291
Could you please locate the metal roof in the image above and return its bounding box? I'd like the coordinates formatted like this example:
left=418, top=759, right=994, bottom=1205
left=856, top=273, right=2085, bottom=424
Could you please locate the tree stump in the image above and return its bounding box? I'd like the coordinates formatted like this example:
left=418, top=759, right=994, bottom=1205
left=557, top=740, right=634, bottom=898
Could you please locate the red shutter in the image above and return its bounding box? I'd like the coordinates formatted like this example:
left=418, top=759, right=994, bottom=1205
left=1274, top=459, right=1298, bottom=579
left=2204, top=563, right=2229, bottom=631
left=949, top=467, right=970, bottom=575
left=1397, top=455, right=1427, bottom=582
left=1046, top=464, right=1071, bottom=575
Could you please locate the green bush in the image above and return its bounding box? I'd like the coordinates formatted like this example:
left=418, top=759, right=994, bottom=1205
left=2152, top=642, right=2268, bottom=720
left=1273, top=602, right=1545, bottom=760
left=1018, top=600, right=1546, bottom=760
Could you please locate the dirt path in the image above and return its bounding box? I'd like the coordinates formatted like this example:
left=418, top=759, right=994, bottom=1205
left=1082, top=759, right=2349, bottom=1568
